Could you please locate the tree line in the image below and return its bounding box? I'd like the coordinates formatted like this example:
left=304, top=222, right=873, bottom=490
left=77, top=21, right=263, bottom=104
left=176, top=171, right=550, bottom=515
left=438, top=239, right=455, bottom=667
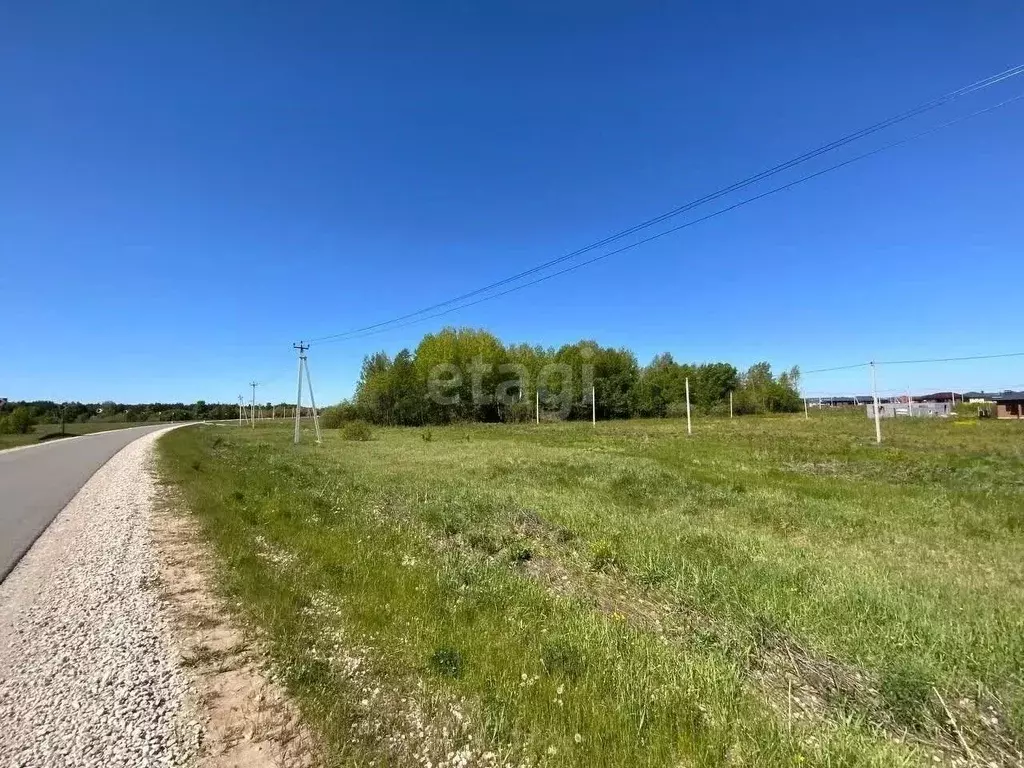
left=0, top=400, right=258, bottom=434
left=324, top=327, right=802, bottom=427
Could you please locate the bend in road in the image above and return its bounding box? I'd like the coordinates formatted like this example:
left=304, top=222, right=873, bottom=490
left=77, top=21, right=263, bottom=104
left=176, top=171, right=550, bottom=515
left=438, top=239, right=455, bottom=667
left=0, top=424, right=178, bottom=581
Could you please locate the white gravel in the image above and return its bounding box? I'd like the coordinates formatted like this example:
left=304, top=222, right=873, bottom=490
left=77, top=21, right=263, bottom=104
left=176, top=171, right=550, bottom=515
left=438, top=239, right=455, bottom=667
left=0, top=428, right=194, bottom=767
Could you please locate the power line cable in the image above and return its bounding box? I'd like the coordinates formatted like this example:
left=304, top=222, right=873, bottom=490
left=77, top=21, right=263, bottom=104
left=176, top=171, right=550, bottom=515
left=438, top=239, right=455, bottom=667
left=316, top=92, right=1024, bottom=345
left=875, top=351, right=1024, bottom=366
left=802, top=363, right=870, bottom=375
left=794, top=351, right=1024, bottom=380
left=307, top=64, right=1024, bottom=344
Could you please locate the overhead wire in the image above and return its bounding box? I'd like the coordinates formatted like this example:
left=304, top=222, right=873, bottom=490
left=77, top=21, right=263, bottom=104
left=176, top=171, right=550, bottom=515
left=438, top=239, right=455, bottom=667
left=306, top=63, right=1024, bottom=345
left=802, top=363, right=870, bottom=375
left=875, top=351, right=1024, bottom=366
left=315, top=92, right=1024, bottom=345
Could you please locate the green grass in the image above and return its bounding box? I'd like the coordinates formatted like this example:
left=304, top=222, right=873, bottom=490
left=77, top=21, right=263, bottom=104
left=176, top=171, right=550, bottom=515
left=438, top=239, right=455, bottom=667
left=159, top=412, right=1024, bottom=767
left=0, top=420, right=168, bottom=450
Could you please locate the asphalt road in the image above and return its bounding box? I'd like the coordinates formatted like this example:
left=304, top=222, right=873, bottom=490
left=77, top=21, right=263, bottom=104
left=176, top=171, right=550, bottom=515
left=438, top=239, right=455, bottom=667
left=0, top=425, right=172, bottom=582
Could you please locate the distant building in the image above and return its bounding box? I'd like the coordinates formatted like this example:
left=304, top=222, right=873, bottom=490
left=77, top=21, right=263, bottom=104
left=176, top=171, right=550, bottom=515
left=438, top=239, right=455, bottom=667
left=867, top=402, right=951, bottom=419
left=917, top=392, right=959, bottom=403
left=963, top=391, right=995, bottom=403
left=993, top=392, right=1024, bottom=420
left=812, top=396, right=888, bottom=407
left=810, top=396, right=860, bottom=407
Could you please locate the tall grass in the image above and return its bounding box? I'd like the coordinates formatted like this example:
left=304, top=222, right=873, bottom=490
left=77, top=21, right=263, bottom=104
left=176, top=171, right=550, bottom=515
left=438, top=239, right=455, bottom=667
left=160, top=412, right=1024, bottom=766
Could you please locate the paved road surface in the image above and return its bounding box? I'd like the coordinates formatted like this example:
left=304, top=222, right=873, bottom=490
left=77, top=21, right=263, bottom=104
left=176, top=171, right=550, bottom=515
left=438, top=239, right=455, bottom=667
left=0, top=425, right=174, bottom=581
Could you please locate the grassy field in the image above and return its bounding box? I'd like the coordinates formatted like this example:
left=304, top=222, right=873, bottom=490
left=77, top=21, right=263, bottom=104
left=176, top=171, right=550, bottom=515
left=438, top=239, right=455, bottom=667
left=0, top=420, right=168, bottom=450
left=159, top=412, right=1024, bottom=767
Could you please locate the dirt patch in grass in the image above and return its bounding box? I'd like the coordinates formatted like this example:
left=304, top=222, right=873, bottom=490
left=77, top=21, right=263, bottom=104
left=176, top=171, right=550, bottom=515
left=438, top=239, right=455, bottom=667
left=511, top=507, right=575, bottom=546
left=151, top=492, right=318, bottom=768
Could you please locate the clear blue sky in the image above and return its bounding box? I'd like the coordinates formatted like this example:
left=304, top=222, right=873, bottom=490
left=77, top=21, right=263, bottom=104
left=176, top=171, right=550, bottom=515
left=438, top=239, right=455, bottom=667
left=3, top=2, right=1023, bottom=404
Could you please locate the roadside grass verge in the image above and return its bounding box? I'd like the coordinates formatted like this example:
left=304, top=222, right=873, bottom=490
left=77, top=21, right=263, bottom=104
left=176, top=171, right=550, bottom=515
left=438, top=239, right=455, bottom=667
left=159, top=413, right=1024, bottom=766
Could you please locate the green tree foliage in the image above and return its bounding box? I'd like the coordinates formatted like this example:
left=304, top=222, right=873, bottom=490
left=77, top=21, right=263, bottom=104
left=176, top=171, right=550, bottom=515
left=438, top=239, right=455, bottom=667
left=628, top=356, right=738, bottom=418
left=733, top=363, right=802, bottom=414
left=0, top=400, right=266, bottom=425
left=320, top=400, right=359, bottom=429
left=692, top=363, right=740, bottom=413
left=0, top=406, right=36, bottom=434
left=348, top=327, right=801, bottom=425
left=592, top=346, right=639, bottom=420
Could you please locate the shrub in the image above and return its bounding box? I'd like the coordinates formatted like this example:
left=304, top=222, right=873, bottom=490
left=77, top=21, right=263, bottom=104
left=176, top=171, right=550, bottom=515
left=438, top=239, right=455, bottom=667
left=342, top=420, right=372, bottom=441
left=665, top=401, right=689, bottom=419
left=6, top=407, right=36, bottom=435
left=505, top=400, right=535, bottom=423
left=707, top=400, right=732, bottom=417
left=321, top=401, right=359, bottom=429
left=953, top=401, right=989, bottom=419
left=320, top=408, right=344, bottom=430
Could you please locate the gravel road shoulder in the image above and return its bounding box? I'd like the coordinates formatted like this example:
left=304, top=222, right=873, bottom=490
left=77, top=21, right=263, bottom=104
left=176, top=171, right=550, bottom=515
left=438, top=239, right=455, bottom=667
left=0, top=426, right=315, bottom=768
left=0, top=428, right=195, bottom=767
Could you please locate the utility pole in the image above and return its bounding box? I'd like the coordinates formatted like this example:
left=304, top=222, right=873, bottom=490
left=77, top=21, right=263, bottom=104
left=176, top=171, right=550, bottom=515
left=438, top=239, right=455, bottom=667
left=730, top=391, right=733, bottom=418
left=249, top=382, right=258, bottom=429
left=293, top=343, right=306, bottom=444
left=303, top=352, right=322, bottom=444
left=238, top=395, right=246, bottom=426
left=685, top=377, right=692, bottom=435
left=292, top=342, right=323, bottom=445
left=535, top=389, right=539, bottom=425
left=804, top=397, right=809, bottom=420
left=591, top=385, right=596, bottom=426
left=870, top=362, right=882, bottom=444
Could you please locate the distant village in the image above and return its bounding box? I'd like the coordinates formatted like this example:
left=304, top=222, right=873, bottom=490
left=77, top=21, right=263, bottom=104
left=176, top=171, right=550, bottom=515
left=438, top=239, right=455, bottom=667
left=809, top=391, right=1024, bottom=419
